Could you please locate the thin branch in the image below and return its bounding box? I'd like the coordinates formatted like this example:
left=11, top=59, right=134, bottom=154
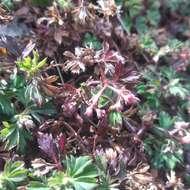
left=62, top=121, right=88, bottom=153
left=53, top=59, right=64, bottom=86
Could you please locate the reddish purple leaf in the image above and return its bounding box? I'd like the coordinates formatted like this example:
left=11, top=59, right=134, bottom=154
left=37, top=132, right=58, bottom=162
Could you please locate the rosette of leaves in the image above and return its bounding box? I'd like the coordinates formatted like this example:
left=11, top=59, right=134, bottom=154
left=48, top=156, right=98, bottom=190
left=0, top=161, right=27, bottom=190
left=16, top=51, right=54, bottom=106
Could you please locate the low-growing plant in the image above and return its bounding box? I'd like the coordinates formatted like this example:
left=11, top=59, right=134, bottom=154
left=16, top=51, right=47, bottom=78
left=144, top=137, right=183, bottom=170
left=0, top=161, right=27, bottom=190
left=33, top=156, right=99, bottom=190
left=0, top=0, right=190, bottom=189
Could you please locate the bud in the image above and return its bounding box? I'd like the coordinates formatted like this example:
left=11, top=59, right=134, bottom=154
left=85, top=106, right=93, bottom=117
left=58, top=133, right=65, bottom=153
left=95, top=108, right=106, bottom=119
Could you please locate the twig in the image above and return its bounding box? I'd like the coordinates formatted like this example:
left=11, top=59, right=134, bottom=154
left=62, top=121, right=88, bottom=153
left=116, top=11, right=129, bottom=35
left=53, top=58, right=64, bottom=86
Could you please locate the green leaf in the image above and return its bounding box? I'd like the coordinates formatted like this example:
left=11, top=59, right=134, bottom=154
left=31, top=58, right=47, bottom=75
left=31, top=0, right=52, bottom=7
left=0, top=161, right=27, bottom=189
left=1, top=0, right=14, bottom=9
left=0, top=122, right=32, bottom=153
left=57, top=0, right=73, bottom=9
left=16, top=51, right=47, bottom=77
left=48, top=156, right=98, bottom=190
left=139, top=35, right=158, bottom=53
left=164, top=155, right=179, bottom=170
left=0, top=95, right=15, bottom=116
left=25, top=79, right=43, bottom=106
left=108, top=111, right=122, bottom=127
left=98, top=88, right=114, bottom=108
left=27, top=181, right=50, bottom=190
left=159, top=111, right=174, bottom=129
left=125, top=0, right=143, bottom=18
left=167, top=80, right=188, bottom=99
left=27, top=101, right=56, bottom=123
left=147, top=10, right=160, bottom=26
left=123, top=14, right=132, bottom=34
left=135, top=16, right=148, bottom=34
left=83, top=33, right=101, bottom=50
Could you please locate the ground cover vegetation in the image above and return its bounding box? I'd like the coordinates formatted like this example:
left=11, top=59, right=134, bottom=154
left=0, top=0, right=190, bottom=189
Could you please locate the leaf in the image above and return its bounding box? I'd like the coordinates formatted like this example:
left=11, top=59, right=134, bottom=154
left=28, top=101, right=56, bottom=123
left=97, top=88, right=114, bottom=108
left=159, top=111, right=174, bottom=129
left=83, top=33, right=101, bottom=50
left=123, top=14, right=132, bottom=34
left=25, top=80, right=43, bottom=106
left=167, top=80, right=188, bottom=99
left=0, top=161, right=27, bottom=189
left=147, top=10, right=160, bottom=26
left=135, top=16, right=148, bottom=34
left=126, top=0, right=143, bottom=18
left=22, top=41, right=36, bottom=58
left=1, top=0, right=14, bottom=9
left=27, top=181, right=50, bottom=190
left=0, top=122, right=31, bottom=153
left=0, top=95, right=15, bottom=116
left=164, top=155, right=179, bottom=170
left=139, top=35, right=158, bottom=54
left=16, top=51, right=47, bottom=77
left=108, top=111, right=122, bottom=127
left=57, top=0, right=73, bottom=9
left=48, top=156, right=98, bottom=190
left=37, top=133, right=58, bottom=162
left=31, top=158, right=56, bottom=176
left=31, top=58, right=47, bottom=74
left=31, top=0, right=52, bottom=7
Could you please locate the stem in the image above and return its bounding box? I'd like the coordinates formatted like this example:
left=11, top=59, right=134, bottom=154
left=116, top=11, right=129, bottom=35
left=62, top=121, right=88, bottom=153
left=54, top=59, right=64, bottom=86
left=86, top=84, right=108, bottom=113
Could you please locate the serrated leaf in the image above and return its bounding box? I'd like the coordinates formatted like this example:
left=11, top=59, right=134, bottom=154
left=159, top=111, right=174, bottom=129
